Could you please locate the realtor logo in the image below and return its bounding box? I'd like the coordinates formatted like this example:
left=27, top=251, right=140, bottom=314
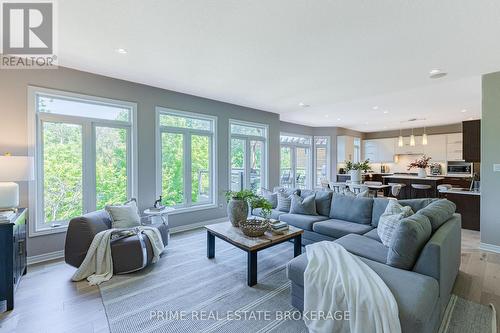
left=1, top=0, right=58, bottom=69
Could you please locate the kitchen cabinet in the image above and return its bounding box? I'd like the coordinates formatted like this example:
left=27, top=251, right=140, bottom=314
left=463, top=120, right=480, bottom=162
left=363, top=138, right=395, bottom=162
left=446, top=133, right=463, bottom=161
left=423, top=134, right=447, bottom=161
left=394, top=136, right=424, bottom=155
left=441, top=192, right=480, bottom=231
left=337, top=135, right=355, bottom=162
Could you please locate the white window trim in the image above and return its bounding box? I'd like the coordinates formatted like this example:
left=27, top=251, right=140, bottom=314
left=27, top=86, right=138, bottom=237
left=155, top=107, right=218, bottom=213
left=313, top=136, right=331, bottom=187
left=279, top=132, right=313, bottom=189
left=228, top=119, right=269, bottom=192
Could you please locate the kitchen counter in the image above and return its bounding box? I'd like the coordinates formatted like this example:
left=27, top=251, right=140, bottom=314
left=382, top=175, right=445, bottom=181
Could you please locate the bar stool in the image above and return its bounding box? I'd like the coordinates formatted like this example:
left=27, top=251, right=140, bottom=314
left=411, top=184, right=432, bottom=198
left=329, top=182, right=347, bottom=194
left=388, top=182, right=407, bottom=199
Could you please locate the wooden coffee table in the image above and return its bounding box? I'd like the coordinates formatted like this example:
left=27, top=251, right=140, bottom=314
left=205, top=222, right=304, bottom=286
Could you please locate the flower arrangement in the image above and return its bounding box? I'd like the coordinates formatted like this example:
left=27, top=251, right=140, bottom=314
left=407, top=155, right=432, bottom=170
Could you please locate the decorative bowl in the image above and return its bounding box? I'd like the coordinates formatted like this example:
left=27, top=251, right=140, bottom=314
left=240, top=218, right=269, bottom=237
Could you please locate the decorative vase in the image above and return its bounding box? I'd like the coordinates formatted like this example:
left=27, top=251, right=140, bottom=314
left=227, top=198, right=248, bottom=227
left=417, top=168, right=427, bottom=178
left=350, top=169, right=362, bottom=184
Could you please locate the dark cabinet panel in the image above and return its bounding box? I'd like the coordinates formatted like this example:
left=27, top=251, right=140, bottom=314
left=463, top=120, right=481, bottom=162
left=442, top=193, right=480, bottom=231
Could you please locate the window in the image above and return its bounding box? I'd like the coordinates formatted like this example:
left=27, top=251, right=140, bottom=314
left=353, top=137, right=361, bottom=163
left=280, top=133, right=312, bottom=189
left=314, top=136, right=330, bottom=187
left=230, top=120, right=267, bottom=193
left=28, top=87, right=137, bottom=235
left=156, top=108, right=216, bottom=210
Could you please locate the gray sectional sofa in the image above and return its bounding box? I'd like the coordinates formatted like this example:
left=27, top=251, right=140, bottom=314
left=252, top=188, right=461, bottom=333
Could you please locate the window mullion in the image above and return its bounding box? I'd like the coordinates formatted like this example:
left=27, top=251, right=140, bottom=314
left=85, top=121, right=96, bottom=213
left=245, top=139, right=251, bottom=190
left=185, top=134, right=192, bottom=206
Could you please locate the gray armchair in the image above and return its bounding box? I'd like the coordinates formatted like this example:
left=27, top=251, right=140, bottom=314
left=64, top=210, right=169, bottom=274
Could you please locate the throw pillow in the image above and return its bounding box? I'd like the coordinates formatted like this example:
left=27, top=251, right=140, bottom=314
left=105, top=200, right=141, bottom=229
left=290, top=193, right=318, bottom=215
left=261, top=188, right=278, bottom=209
left=416, top=199, right=456, bottom=231
left=356, top=189, right=371, bottom=198
left=277, top=190, right=292, bottom=212
left=386, top=214, right=432, bottom=270
left=314, top=191, right=333, bottom=216
left=377, top=200, right=414, bottom=247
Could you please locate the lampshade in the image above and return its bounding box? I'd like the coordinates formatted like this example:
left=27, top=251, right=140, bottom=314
left=422, top=133, right=428, bottom=145
left=410, top=134, right=416, bottom=147
left=398, top=135, right=404, bottom=147
left=0, top=156, right=34, bottom=181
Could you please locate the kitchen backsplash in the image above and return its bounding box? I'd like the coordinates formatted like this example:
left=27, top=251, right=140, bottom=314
left=369, top=155, right=447, bottom=174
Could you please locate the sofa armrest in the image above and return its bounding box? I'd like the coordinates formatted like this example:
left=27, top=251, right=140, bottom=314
left=413, top=213, right=461, bottom=304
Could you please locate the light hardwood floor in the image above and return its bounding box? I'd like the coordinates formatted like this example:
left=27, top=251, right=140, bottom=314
left=0, top=229, right=498, bottom=333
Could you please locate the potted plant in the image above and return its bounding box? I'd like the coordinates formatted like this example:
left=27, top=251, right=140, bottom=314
left=408, top=155, right=432, bottom=178
left=249, top=196, right=273, bottom=221
left=345, top=159, right=372, bottom=183
left=224, top=189, right=256, bottom=227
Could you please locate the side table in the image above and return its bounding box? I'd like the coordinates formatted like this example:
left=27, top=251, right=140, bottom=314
left=142, top=207, right=174, bottom=246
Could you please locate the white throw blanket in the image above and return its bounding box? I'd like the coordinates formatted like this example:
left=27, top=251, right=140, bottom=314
left=72, top=226, right=164, bottom=285
left=304, top=241, right=401, bottom=333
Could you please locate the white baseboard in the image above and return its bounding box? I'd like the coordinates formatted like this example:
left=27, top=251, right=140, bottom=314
left=27, top=250, right=64, bottom=265
left=170, top=217, right=227, bottom=234
left=26, top=218, right=228, bottom=265
left=479, top=242, right=500, bottom=254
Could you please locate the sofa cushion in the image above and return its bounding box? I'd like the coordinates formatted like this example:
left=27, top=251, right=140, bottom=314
left=290, top=193, right=318, bottom=215
left=417, top=199, right=456, bottom=232
left=363, top=228, right=381, bottom=242
left=286, top=254, right=439, bottom=333
left=252, top=208, right=286, bottom=220
left=334, top=234, right=388, bottom=263
left=329, top=194, right=374, bottom=225
left=277, top=191, right=292, bottom=212
left=279, top=213, right=328, bottom=231
left=261, top=188, right=278, bottom=209
left=387, top=214, right=432, bottom=270
left=313, top=219, right=373, bottom=239
left=371, top=198, right=436, bottom=227
left=377, top=200, right=414, bottom=246
left=313, top=191, right=333, bottom=216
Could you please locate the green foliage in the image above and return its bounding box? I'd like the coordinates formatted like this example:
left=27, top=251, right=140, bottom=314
left=345, top=159, right=372, bottom=172
left=249, top=196, right=272, bottom=219
left=224, top=189, right=256, bottom=202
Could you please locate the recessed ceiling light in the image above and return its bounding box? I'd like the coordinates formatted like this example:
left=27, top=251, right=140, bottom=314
left=364, top=122, right=369, bottom=125
left=461, top=109, right=467, bottom=113
left=383, top=110, right=389, bottom=114
left=116, top=48, right=128, bottom=54
left=298, top=102, right=310, bottom=108
left=324, top=114, right=329, bottom=118
left=337, top=118, right=341, bottom=121
left=372, top=106, right=379, bottom=110
left=429, top=69, right=447, bottom=79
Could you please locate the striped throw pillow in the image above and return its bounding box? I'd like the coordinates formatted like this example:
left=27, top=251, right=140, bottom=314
left=377, top=200, right=414, bottom=247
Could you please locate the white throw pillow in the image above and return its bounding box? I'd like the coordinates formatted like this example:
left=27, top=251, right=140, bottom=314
left=377, top=200, right=414, bottom=247
left=105, top=200, right=141, bottom=229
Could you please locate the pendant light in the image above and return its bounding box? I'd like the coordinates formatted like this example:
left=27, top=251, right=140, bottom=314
left=398, top=129, right=404, bottom=147
left=410, top=128, right=416, bottom=147
left=422, top=126, right=428, bottom=145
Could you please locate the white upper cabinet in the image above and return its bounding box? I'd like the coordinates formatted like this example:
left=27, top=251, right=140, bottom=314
left=446, top=133, right=463, bottom=161
left=423, top=134, right=447, bottom=161
left=363, top=138, right=395, bottom=162
left=337, top=135, right=355, bottom=162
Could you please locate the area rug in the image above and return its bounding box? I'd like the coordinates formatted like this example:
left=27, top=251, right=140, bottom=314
left=98, top=228, right=496, bottom=333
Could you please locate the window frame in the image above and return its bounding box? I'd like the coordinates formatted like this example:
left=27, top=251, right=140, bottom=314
left=313, top=136, right=331, bottom=187
left=155, top=107, right=218, bottom=214
left=228, top=119, right=269, bottom=193
left=279, top=132, right=313, bottom=189
left=27, top=86, right=138, bottom=237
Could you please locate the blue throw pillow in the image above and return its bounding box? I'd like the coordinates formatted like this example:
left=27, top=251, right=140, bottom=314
left=416, top=199, right=456, bottom=232
left=290, top=193, right=318, bottom=215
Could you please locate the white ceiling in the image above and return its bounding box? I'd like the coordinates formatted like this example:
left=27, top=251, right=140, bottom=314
left=58, top=0, right=500, bottom=132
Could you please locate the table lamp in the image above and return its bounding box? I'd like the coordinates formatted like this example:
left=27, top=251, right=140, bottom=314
left=0, top=155, right=34, bottom=210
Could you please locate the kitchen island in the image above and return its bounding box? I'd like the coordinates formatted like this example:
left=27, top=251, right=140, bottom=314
left=439, top=189, right=480, bottom=231
left=382, top=175, right=445, bottom=198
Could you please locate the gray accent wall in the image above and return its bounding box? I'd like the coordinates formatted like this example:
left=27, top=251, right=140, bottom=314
left=481, top=72, right=500, bottom=248
left=0, top=67, right=281, bottom=257
left=364, top=124, right=462, bottom=140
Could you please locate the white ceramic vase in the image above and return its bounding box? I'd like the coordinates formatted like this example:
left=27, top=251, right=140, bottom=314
left=350, top=169, right=362, bottom=183
left=417, top=168, right=427, bottom=178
